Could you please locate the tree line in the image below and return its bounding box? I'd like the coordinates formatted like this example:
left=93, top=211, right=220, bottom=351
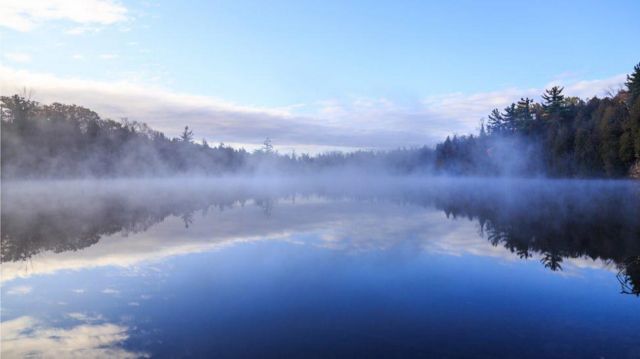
left=0, top=95, right=434, bottom=178
left=2, top=62, right=639, bottom=179
left=435, top=62, right=640, bottom=178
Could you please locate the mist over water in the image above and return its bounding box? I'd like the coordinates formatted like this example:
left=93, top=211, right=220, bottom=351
left=3, top=176, right=639, bottom=284
left=2, top=177, right=639, bottom=358
left=1, top=1, right=638, bottom=356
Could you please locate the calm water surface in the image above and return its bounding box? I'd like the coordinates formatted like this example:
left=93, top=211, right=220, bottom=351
left=1, top=178, right=639, bottom=358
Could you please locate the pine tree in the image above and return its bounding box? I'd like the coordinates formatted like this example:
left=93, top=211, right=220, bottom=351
left=515, top=98, right=534, bottom=133
left=487, top=108, right=504, bottom=134
left=180, top=126, right=194, bottom=143
left=479, top=119, right=487, bottom=137
left=502, top=103, right=518, bottom=133
left=626, top=63, right=640, bottom=106
left=517, top=97, right=534, bottom=119
left=542, top=86, right=566, bottom=115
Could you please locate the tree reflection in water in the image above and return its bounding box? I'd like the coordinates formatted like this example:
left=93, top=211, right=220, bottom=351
left=617, top=256, right=640, bottom=296
left=2, top=179, right=639, bottom=295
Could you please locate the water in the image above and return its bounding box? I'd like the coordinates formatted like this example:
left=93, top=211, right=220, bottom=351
left=1, top=178, right=639, bottom=358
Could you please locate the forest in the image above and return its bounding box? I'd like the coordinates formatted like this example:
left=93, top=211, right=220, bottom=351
left=436, top=63, right=640, bottom=178
left=1, top=62, right=639, bottom=179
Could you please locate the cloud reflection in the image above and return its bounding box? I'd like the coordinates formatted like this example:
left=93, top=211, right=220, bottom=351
left=1, top=179, right=638, bottom=288
left=0, top=316, right=147, bottom=358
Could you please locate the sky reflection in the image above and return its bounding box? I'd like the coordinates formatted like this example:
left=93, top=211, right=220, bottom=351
left=1, top=179, right=639, bottom=358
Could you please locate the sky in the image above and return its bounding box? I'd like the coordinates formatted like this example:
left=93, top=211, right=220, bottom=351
left=1, top=0, right=639, bottom=153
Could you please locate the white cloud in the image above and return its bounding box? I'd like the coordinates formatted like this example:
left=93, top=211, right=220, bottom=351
left=0, top=66, right=377, bottom=151
left=422, top=75, right=627, bottom=130
left=0, top=316, right=147, bottom=358
left=101, top=288, right=120, bottom=295
left=67, top=312, right=104, bottom=322
left=0, top=65, right=627, bottom=151
left=0, top=0, right=127, bottom=32
left=4, top=52, right=32, bottom=63
left=71, top=54, right=85, bottom=60
left=6, top=285, right=32, bottom=295
left=558, top=76, right=628, bottom=98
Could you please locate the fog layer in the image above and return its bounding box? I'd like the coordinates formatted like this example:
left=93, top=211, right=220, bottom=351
left=3, top=177, right=639, bottom=294
left=2, top=62, right=640, bottom=179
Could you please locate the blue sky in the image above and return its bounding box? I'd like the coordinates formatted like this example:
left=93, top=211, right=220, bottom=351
left=1, top=0, right=639, bottom=152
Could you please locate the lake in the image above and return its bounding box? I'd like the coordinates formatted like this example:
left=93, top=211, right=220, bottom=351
left=1, top=177, right=639, bottom=358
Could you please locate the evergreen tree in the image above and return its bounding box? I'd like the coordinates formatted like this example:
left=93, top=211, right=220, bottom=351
left=542, top=86, right=566, bottom=116
left=502, top=103, right=518, bottom=133
left=487, top=109, right=505, bottom=134
left=479, top=119, right=487, bottom=137
left=180, top=126, right=194, bottom=143
left=626, top=63, right=640, bottom=106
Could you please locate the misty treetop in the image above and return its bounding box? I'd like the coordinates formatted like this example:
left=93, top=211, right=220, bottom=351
left=0, top=96, right=252, bottom=178
left=0, top=95, right=433, bottom=178
left=2, top=62, right=640, bottom=179
left=436, top=62, right=640, bottom=178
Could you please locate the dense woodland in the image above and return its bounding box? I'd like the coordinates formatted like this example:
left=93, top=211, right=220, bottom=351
left=1, top=63, right=639, bottom=179
left=436, top=63, right=640, bottom=178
